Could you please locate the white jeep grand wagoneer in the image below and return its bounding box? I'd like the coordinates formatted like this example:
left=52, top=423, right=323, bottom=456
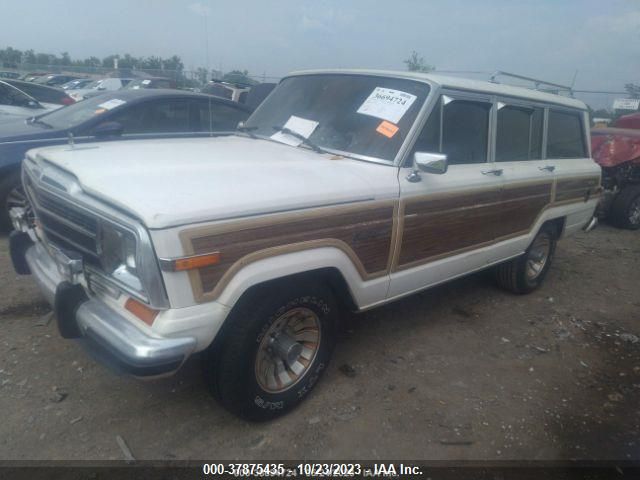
left=10, top=70, right=600, bottom=420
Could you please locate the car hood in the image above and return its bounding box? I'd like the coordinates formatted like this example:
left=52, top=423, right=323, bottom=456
left=29, top=136, right=398, bottom=229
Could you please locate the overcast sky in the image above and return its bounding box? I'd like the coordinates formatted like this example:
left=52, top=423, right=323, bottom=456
left=2, top=0, right=639, bottom=109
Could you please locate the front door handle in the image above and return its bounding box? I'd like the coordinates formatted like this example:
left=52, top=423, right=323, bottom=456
left=482, top=169, right=503, bottom=176
left=539, top=165, right=556, bottom=172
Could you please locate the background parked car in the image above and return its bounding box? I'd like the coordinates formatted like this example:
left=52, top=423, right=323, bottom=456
left=125, top=77, right=176, bottom=90
left=0, top=80, right=65, bottom=124
left=0, top=89, right=252, bottom=228
left=69, top=77, right=133, bottom=101
left=32, top=74, right=84, bottom=87
left=3, top=79, right=75, bottom=107
left=242, top=82, right=276, bottom=110
left=60, top=78, right=95, bottom=90
left=202, top=80, right=251, bottom=102
left=19, top=72, right=49, bottom=82
left=0, top=71, right=20, bottom=80
left=592, top=112, right=640, bottom=229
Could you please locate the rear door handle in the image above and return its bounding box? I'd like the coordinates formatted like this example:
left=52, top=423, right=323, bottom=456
left=482, top=169, right=503, bottom=176
left=539, top=165, right=556, bottom=172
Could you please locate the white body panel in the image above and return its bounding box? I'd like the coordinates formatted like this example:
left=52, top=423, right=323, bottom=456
left=31, top=136, right=399, bottom=229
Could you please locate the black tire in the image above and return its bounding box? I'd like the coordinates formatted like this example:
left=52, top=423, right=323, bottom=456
left=203, top=279, right=338, bottom=421
left=610, top=186, right=640, bottom=230
left=0, top=170, right=25, bottom=231
left=495, top=224, right=557, bottom=294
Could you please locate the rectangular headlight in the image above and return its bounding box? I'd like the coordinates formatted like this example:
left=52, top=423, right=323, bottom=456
left=98, top=221, right=144, bottom=296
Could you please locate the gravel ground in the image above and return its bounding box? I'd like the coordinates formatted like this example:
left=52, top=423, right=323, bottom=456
left=0, top=225, right=638, bottom=461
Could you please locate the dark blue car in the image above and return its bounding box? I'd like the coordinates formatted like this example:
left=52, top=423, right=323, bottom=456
left=0, top=89, right=252, bottom=228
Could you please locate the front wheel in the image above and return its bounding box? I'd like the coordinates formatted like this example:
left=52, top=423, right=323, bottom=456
left=204, top=279, right=337, bottom=421
left=495, top=224, right=557, bottom=294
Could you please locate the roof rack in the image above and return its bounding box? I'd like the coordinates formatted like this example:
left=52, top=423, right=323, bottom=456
left=489, top=71, right=574, bottom=97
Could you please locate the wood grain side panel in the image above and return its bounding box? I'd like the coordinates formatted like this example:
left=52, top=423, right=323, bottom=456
left=187, top=204, right=395, bottom=296
left=398, top=189, right=502, bottom=267
left=397, top=181, right=553, bottom=269
left=555, top=176, right=600, bottom=202
left=398, top=202, right=502, bottom=266
left=495, top=182, right=553, bottom=237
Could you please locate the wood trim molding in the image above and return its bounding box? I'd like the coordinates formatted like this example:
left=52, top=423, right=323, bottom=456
left=177, top=176, right=599, bottom=304
left=179, top=200, right=396, bottom=303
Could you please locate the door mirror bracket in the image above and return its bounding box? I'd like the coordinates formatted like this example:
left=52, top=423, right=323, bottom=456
left=406, top=152, right=448, bottom=182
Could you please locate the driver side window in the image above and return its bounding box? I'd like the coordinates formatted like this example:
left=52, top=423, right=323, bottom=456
left=411, top=95, right=491, bottom=165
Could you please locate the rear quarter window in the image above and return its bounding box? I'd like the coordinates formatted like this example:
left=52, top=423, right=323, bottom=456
left=11, top=82, right=68, bottom=104
left=547, top=110, right=587, bottom=158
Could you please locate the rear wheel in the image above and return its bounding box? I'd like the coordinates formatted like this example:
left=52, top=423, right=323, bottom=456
left=203, top=279, right=337, bottom=421
left=0, top=171, right=26, bottom=231
left=610, top=186, right=640, bottom=230
left=495, top=224, right=557, bottom=294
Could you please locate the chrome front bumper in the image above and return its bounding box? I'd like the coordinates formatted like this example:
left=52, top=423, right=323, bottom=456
left=16, top=239, right=196, bottom=376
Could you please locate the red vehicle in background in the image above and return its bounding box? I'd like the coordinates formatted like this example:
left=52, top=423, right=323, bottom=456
left=591, top=112, right=640, bottom=229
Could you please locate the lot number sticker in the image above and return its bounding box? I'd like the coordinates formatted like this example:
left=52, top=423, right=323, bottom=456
left=357, top=87, right=417, bottom=123
left=97, top=99, right=127, bottom=110
left=270, top=115, right=319, bottom=147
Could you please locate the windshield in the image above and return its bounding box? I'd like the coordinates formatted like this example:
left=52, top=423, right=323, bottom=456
left=244, top=74, right=430, bottom=162
left=35, top=94, right=127, bottom=129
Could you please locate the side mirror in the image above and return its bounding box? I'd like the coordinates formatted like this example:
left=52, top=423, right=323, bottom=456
left=93, top=121, right=124, bottom=138
left=407, top=152, right=448, bottom=182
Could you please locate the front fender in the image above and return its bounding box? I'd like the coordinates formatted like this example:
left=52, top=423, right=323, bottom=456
left=214, top=246, right=390, bottom=310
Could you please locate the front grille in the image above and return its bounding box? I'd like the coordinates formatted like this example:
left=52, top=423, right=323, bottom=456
left=24, top=172, right=100, bottom=265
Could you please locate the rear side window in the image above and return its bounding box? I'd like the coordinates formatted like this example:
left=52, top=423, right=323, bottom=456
left=0, top=83, right=30, bottom=106
left=193, top=99, right=249, bottom=132
left=547, top=110, right=586, bottom=158
left=109, top=99, right=190, bottom=134
left=496, top=105, right=543, bottom=161
left=9, top=82, right=68, bottom=104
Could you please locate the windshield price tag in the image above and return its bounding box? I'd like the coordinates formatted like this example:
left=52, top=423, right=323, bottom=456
left=271, top=115, right=319, bottom=147
left=357, top=87, right=417, bottom=124
left=97, top=99, right=127, bottom=110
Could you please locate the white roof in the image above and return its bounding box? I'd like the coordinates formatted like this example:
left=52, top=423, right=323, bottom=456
left=288, top=69, right=587, bottom=110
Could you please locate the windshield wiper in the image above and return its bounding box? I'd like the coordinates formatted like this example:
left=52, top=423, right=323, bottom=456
left=271, top=126, right=329, bottom=154
left=27, top=117, right=53, bottom=129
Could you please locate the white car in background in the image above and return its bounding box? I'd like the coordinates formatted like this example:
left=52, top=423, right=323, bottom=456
left=69, top=78, right=133, bottom=101
left=0, top=80, right=64, bottom=124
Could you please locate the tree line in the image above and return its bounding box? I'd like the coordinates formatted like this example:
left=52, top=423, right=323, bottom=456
left=0, top=46, right=184, bottom=72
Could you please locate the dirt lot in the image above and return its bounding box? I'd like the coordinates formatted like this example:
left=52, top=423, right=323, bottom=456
left=0, top=225, right=638, bottom=461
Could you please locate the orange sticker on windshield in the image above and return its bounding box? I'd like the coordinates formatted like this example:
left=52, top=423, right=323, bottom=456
left=376, top=120, right=399, bottom=138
